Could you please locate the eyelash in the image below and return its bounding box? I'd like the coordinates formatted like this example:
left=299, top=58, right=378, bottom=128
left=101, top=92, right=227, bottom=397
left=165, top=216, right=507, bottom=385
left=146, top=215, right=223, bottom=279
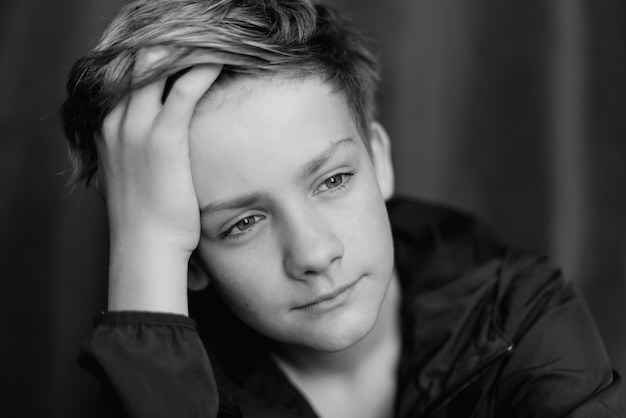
left=219, top=172, right=356, bottom=241
left=315, top=171, right=355, bottom=195
left=221, top=214, right=266, bottom=240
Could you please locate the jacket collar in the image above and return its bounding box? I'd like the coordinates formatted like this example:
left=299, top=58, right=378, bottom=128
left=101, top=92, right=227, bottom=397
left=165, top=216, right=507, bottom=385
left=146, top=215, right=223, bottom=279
left=388, top=197, right=513, bottom=415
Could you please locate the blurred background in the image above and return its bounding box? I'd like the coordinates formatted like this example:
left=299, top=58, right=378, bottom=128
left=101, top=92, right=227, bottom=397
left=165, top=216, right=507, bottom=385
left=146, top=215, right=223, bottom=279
left=1, top=0, right=624, bottom=416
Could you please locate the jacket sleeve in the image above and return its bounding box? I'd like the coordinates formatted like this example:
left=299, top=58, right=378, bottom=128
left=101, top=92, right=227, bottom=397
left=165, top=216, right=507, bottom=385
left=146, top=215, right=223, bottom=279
left=496, top=253, right=623, bottom=417
left=79, top=311, right=220, bottom=418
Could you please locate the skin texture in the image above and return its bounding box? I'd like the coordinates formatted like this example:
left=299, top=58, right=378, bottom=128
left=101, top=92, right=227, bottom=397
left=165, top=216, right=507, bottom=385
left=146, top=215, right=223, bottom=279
left=189, top=76, right=397, bottom=352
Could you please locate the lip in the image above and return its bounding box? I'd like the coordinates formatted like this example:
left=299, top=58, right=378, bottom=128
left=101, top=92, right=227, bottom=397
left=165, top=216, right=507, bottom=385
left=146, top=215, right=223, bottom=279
left=294, top=277, right=361, bottom=311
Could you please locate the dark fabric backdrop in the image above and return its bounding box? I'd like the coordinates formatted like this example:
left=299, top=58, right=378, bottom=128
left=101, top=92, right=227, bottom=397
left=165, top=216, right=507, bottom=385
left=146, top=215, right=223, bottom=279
left=1, top=1, right=624, bottom=417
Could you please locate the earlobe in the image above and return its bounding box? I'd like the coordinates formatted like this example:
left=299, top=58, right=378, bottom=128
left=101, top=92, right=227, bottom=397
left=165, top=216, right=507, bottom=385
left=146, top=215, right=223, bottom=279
left=368, top=122, right=395, bottom=200
left=188, top=253, right=210, bottom=291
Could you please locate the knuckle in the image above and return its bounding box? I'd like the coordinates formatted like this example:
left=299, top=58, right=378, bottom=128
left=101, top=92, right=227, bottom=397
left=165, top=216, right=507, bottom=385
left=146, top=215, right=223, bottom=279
left=143, top=48, right=168, bottom=64
left=167, top=79, right=199, bottom=99
left=136, top=48, right=168, bottom=69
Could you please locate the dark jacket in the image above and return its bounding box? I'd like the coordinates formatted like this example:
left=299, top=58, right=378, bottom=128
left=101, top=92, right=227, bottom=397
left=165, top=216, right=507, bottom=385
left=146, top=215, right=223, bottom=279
left=80, top=197, right=623, bottom=417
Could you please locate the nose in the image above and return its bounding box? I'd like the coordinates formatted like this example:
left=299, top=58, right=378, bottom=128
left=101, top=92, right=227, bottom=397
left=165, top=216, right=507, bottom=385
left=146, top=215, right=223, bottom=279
left=282, top=206, right=344, bottom=280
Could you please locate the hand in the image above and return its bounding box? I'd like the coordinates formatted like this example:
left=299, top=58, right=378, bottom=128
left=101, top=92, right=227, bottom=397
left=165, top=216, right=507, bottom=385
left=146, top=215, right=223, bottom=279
left=97, top=49, right=222, bottom=314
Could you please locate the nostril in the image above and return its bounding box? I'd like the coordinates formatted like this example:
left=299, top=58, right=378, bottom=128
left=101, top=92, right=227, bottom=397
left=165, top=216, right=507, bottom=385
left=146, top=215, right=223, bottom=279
left=298, top=270, right=318, bottom=280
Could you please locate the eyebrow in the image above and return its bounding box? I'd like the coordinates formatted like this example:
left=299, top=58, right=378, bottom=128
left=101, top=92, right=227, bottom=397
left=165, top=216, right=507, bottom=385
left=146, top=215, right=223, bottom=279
left=298, top=137, right=355, bottom=180
left=200, top=193, right=266, bottom=218
left=200, top=137, right=356, bottom=218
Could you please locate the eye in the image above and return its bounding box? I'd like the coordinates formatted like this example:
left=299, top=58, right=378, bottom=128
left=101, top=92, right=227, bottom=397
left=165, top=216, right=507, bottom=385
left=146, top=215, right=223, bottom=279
left=222, top=215, right=265, bottom=239
left=324, top=175, right=343, bottom=189
left=235, top=216, right=256, bottom=231
left=316, top=172, right=355, bottom=194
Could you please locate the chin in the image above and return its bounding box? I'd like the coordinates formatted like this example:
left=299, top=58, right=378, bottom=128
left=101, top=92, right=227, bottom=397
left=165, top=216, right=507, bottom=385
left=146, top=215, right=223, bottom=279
left=306, top=281, right=391, bottom=352
left=296, top=308, right=380, bottom=352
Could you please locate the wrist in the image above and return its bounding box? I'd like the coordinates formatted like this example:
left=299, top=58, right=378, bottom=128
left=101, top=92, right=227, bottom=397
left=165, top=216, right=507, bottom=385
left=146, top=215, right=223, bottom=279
left=108, top=238, right=192, bottom=315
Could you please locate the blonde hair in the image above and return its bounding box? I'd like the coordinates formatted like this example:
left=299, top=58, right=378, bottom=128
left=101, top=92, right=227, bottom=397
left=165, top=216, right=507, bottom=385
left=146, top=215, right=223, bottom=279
left=62, top=0, right=379, bottom=187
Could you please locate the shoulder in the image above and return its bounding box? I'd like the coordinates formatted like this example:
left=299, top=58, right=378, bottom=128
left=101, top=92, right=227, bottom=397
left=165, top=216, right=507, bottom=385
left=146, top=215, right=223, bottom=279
left=387, top=196, right=575, bottom=342
left=387, top=195, right=496, bottom=247
left=389, top=197, right=621, bottom=415
left=387, top=196, right=505, bottom=266
left=387, top=196, right=505, bottom=294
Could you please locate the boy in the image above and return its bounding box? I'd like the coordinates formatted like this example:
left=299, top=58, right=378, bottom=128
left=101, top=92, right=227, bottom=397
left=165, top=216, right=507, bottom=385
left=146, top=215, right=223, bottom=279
left=63, top=0, right=622, bottom=417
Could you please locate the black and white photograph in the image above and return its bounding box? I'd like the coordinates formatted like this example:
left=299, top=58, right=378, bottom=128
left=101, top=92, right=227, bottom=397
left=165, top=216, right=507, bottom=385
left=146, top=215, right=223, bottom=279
left=2, top=1, right=625, bottom=417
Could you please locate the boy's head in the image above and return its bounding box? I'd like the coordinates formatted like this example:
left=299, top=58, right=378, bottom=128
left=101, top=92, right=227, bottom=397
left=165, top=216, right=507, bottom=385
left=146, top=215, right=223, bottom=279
left=62, top=0, right=380, bottom=188
left=189, top=74, right=395, bottom=351
left=63, top=0, right=397, bottom=353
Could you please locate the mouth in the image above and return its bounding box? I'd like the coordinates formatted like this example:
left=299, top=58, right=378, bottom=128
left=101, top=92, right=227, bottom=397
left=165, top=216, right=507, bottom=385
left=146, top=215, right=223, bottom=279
left=294, top=277, right=361, bottom=311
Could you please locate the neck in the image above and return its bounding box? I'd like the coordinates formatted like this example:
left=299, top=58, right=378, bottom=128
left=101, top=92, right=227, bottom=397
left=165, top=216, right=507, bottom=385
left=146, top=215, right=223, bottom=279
left=272, top=271, right=402, bottom=377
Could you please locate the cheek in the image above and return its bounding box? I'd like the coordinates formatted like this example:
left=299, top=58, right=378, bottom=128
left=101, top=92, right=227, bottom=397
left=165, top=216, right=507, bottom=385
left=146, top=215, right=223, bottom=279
left=342, top=175, right=395, bottom=277
left=348, top=171, right=392, bottom=242
left=197, top=241, right=284, bottom=316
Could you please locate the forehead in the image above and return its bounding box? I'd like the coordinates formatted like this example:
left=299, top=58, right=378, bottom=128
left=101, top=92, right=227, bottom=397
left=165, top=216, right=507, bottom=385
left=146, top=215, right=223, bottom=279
left=188, top=75, right=363, bottom=205
left=190, top=74, right=357, bottom=157
left=195, top=73, right=338, bottom=117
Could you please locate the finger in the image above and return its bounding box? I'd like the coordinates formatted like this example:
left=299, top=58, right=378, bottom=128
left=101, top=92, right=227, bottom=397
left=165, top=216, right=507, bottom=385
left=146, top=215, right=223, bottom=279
left=101, top=95, right=128, bottom=145
left=123, top=48, right=170, bottom=138
left=161, top=67, right=192, bottom=104
left=155, top=64, right=222, bottom=134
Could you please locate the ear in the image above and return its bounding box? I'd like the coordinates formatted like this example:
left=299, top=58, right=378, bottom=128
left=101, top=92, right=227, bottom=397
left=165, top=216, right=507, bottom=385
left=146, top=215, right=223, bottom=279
left=368, top=121, right=395, bottom=200
left=187, top=253, right=210, bottom=291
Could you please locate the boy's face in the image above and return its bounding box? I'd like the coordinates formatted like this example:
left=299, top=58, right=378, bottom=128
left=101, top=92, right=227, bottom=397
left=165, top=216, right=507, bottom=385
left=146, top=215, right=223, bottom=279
left=189, top=76, right=395, bottom=352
